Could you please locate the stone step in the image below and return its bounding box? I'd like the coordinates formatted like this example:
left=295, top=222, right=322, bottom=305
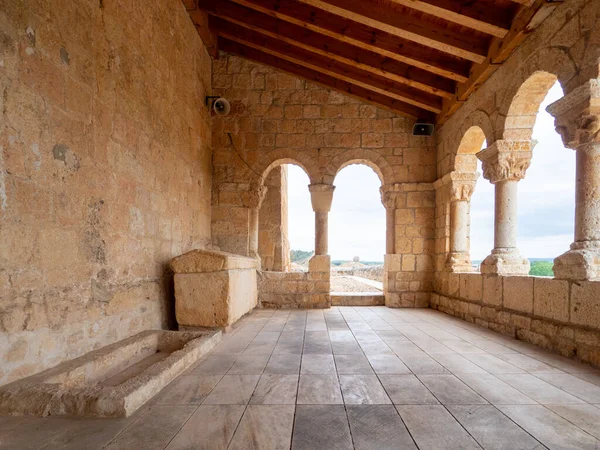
left=331, top=292, right=385, bottom=306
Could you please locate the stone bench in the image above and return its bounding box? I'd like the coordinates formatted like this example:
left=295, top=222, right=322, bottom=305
left=171, top=249, right=258, bottom=328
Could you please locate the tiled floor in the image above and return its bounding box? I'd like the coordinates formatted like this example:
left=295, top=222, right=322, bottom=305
left=3, top=307, right=600, bottom=449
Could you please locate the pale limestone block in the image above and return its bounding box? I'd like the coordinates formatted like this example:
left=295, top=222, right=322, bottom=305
left=482, top=275, right=503, bottom=307
left=171, top=249, right=258, bottom=273
left=533, top=278, right=569, bottom=321
left=309, top=255, right=331, bottom=273
left=571, top=281, right=600, bottom=328
left=459, top=273, right=483, bottom=301
left=503, top=276, right=534, bottom=314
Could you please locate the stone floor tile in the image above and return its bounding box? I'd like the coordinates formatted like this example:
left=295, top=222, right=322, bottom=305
left=264, top=353, right=301, bottom=374
left=0, top=417, right=77, bottom=450
left=104, top=405, right=196, bottom=450
left=250, top=374, right=299, bottom=404
left=412, top=338, right=454, bottom=355
left=228, top=405, right=294, bottom=450
left=302, top=338, right=333, bottom=354
left=0, top=416, right=39, bottom=438
left=454, top=373, right=538, bottom=405
left=498, top=404, right=600, bottom=450
left=366, top=354, right=411, bottom=374
left=396, top=405, right=483, bottom=450
left=297, top=374, right=343, bottom=404
left=41, top=418, right=134, bottom=450
left=291, top=405, right=354, bottom=450
left=203, top=375, right=260, bottom=405
left=165, top=405, right=245, bottom=450
left=536, top=373, right=600, bottom=403
left=441, top=339, right=488, bottom=354
left=346, top=405, right=418, bottom=450
left=358, top=340, right=395, bottom=356
left=397, top=354, right=450, bottom=374
left=254, top=331, right=281, bottom=343
left=155, top=375, right=221, bottom=405
left=227, top=353, right=270, bottom=375
left=430, top=353, right=488, bottom=374
left=334, top=354, right=374, bottom=374
left=339, top=375, right=392, bottom=404
left=447, top=405, right=544, bottom=450
left=301, top=353, right=336, bottom=374
left=463, top=353, right=526, bottom=373
left=495, top=374, right=586, bottom=404
left=331, top=340, right=364, bottom=355
left=418, top=374, right=488, bottom=405
left=468, top=339, right=517, bottom=354
left=495, top=353, right=565, bottom=373
left=379, top=374, right=439, bottom=405
left=191, top=354, right=237, bottom=375
left=243, top=341, right=276, bottom=356
left=272, top=341, right=304, bottom=355
left=547, top=404, right=600, bottom=440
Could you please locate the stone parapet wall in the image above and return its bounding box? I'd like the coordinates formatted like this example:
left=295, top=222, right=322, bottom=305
left=0, top=0, right=213, bottom=385
left=258, top=255, right=331, bottom=308
left=432, top=272, right=600, bottom=368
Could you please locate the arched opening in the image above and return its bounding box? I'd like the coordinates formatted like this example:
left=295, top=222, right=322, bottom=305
left=259, top=162, right=313, bottom=272
left=517, top=80, right=575, bottom=276
left=329, top=164, right=385, bottom=294
left=455, top=127, right=491, bottom=271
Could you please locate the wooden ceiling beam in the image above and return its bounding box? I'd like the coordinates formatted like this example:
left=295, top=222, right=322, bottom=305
left=204, top=5, right=455, bottom=98
left=187, top=9, right=219, bottom=58
left=219, top=38, right=436, bottom=121
left=297, top=0, right=489, bottom=62
left=437, top=0, right=561, bottom=123
left=217, top=0, right=470, bottom=82
left=215, top=23, right=442, bottom=113
left=386, top=0, right=512, bottom=38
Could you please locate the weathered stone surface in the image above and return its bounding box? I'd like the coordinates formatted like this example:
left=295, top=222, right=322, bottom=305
left=503, top=276, right=534, bottom=314
left=533, top=278, right=569, bottom=321
left=0, top=330, right=221, bottom=417
left=171, top=249, right=258, bottom=273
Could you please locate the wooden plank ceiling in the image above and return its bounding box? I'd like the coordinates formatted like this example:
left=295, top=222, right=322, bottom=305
left=184, top=0, right=561, bottom=123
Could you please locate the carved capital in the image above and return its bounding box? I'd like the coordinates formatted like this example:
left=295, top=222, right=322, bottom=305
left=245, top=184, right=268, bottom=209
left=309, top=183, right=335, bottom=212
left=433, top=171, right=479, bottom=201
left=477, top=140, right=533, bottom=184
left=547, top=79, right=600, bottom=150
left=379, top=183, right=402, bottom=210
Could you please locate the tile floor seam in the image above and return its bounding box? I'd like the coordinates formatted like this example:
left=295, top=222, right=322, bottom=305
left=342, top=308, right=422, bottom=450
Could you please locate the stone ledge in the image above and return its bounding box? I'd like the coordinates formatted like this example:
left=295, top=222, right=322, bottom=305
left=171, top=249, right=258, bottom=273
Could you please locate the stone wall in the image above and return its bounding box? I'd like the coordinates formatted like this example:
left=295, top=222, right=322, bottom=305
left=432, top=0, right=600, bottom=367
left=0, top=0, right=212, bottom=385
left=211, top=53, right=436, bottom=306
left=258, top=166, right=290, bottom=271
left=432, top=273, right=600, bottom=367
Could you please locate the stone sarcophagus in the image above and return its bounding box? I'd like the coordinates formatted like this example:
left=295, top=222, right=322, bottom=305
left=171, top=249, right=259, bottom=328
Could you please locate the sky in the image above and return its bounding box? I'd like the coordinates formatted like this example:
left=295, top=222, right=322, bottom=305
left=287, top=81, right=575, bottom=262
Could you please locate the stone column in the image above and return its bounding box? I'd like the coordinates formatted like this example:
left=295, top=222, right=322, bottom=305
left=309, top=184, right=335, bottom=255
left=447, top=172, right=479, bottom=272
left=380, top=185, right=400, bottom=254
left=246, top=184, right=268, bottom=260
left=548, top=79, right=600, bottom=280
left=477, top=140, right=532, bottom=275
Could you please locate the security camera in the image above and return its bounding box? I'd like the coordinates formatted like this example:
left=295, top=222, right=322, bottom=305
left=205, top=96, right=231, bottom=116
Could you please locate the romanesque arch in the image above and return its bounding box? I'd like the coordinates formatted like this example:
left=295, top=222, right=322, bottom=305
left=324, top=149, right=392, bottom=185
left=254, top=150, right=320, bottom=186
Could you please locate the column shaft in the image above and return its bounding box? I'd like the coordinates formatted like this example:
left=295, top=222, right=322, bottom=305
left=249, top=207, right=260, bottom=257
left=386, top=207, right=395, bottom=254
left=315, top=211, right=328, bottom=255
left=494, top=179, right=519, bottom=249
left=575, top=145, right=600, bottom=243
left=450, top=200, right=469, bottom=253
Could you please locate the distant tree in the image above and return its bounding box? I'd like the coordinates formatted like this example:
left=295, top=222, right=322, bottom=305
left=529, top=260, right=554, bottom=277
left=290, top=250, right=314, bottom=263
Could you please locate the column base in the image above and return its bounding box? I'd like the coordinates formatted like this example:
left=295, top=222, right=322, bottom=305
left=480, top=248, right=530, bottom=275
left=553, top=243, right=600, bottom=280
left=445, top=252, right=475, bottom=273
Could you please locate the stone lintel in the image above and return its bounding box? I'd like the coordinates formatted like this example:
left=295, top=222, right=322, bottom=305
left=477, top=140, right=534, bottom=184
left=309, top=183, right=335, bottom=212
